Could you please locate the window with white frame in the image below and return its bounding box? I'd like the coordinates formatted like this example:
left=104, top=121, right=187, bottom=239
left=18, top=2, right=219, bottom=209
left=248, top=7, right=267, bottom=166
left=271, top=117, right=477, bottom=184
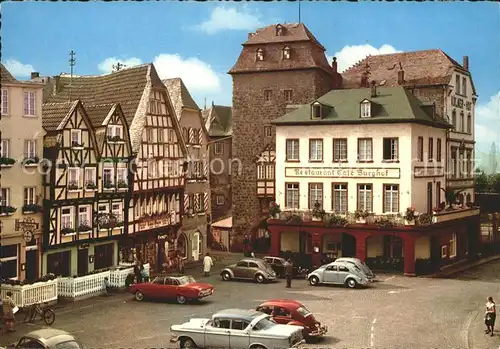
left=103, top=167, right=114, bottom=187
left=285, top=183, right=299, bottom=209
left=436, top=139, right=442, bottom=162
left=417, top=137, right=424, bottom=161
left=168, top=129, right=175, bottom=143
left=462, top=77, right=467, bottom=97
left=112, top=203, right=122, bottom=222
left=24, top=140, right=36, bottom=158
left=284, top=90, right=292, bottom=102
left=1, top=188, right=10, bottom=206
left=383, top=184, right=399, bottom=213
left=0, top=244, right=18, bottom=279
left=1, top=139, right=10, bottom=157
left=23, top=91, right=36, bottom=116
left=147, top=128, right=154, bottom=143
left=383, top=138, right=398, bottom=161
left=61, top=207, right=74, bottom=229
left=333, top=184, right=347, bottom=213
left=282, top=46, right=291, bottom=60
left=107, top=125, right=123, bottom=140
left=333, top=139, right=347, bottom=162
left=256, top=48, right=264, bottom=61
left=449, top=233, right=457, bottom=258
left=357, top=184, right=372, bottom=212
left=460, top=112, right=465, bottom=132
left=357, top=138, right=372, bottom=162
left=158, top=129, right=164, bottom=143
left=309, top=183, right=323, bottom=209
left=286, top=139, right=299, bottom=161
left=455, top=75, right=461, bottom=95
left=441, top=245, right=447, bottom=258
left=309, top=139, right=323, bottom=161
left=216, top=195, right=224, bottom=205
left=78, top=206, right=91, bottom=227
left=84, top=167, right=96, bottom=186
left=1, top=89, right=8, bottom=115
left=24, top=187, right=36, bottom=206
left=98, top=204, right=109, bottom=214
left=360, top=101, right=371, bottom=118
left=451, top=148, right=457, bottom=178
left=68, top=168, right=80, bottom=188
left=214, top=142, right=223, bottom=155
left=71, top=129, right=82, bottom=147
left=117, top=168, right=128, bottom=186
left=257, top=164, right=274, bottom=180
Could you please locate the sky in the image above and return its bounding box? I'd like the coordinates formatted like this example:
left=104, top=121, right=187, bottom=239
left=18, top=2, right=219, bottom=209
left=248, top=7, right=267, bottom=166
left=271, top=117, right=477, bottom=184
left=2, top=2, right=499, bottom=154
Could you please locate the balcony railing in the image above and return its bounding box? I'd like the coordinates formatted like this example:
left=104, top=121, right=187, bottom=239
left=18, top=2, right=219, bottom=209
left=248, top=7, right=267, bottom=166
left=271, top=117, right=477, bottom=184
left=0, top=279, right=58, bottom=307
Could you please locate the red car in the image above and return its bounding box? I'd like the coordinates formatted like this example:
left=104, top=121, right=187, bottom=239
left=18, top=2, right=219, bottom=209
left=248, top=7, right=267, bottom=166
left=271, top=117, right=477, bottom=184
left=129, top=275, right=214, bottom=304
left=256, top=299, right=327, bottom=342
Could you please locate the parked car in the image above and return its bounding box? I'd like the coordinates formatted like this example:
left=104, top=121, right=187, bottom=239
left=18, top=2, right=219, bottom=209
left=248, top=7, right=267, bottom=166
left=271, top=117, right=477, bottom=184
left=256, top=299, right=327, bottom=342
left=334, top=257, right=375, bottom=279
left=263, top=256, right=309, bottom=278
left=129, top=275, right=214, bottom=304
left=307, top=261, right=370, bottom=288
left=170, top=308, right=305, bottom=349
left=3, top=329, right=83, bottom=349
left=220, top=258, right=277, bottom=283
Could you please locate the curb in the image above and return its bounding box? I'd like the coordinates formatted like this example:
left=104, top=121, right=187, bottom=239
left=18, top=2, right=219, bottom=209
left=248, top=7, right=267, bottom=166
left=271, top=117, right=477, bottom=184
left=424, top=254, right=500, bottom=278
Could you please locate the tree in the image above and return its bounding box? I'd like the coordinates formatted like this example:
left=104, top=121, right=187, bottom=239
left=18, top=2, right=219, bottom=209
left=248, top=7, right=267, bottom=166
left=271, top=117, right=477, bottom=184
left=490, top=142, right=497, bottom=174
left=493, top=173, right=500, bottom=193
left=476, top=170, right=490, bottom=193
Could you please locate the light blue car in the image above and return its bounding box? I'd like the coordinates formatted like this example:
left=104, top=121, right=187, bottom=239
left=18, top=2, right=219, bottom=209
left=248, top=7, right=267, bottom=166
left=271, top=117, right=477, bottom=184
left=307, top=261, right=370, bottom=288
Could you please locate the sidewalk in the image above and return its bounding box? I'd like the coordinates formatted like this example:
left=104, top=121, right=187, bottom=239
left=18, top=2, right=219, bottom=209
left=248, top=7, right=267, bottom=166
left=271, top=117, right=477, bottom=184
left=425, top=254, right=500, bottom=278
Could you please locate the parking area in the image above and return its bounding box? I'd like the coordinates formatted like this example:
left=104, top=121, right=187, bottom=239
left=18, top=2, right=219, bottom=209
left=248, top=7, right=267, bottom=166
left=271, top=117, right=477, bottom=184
left=2, top=259, right=500, bottom=349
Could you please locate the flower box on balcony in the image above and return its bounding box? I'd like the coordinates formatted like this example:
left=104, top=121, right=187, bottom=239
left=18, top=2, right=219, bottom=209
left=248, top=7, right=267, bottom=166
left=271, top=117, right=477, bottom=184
left=71, top=141, right=83, bottom=149
left=0, top=205, right=17, bottom=216
left=23, top=156, right=39, bottom=167
left=85, top=183, right=97, bottom=191
left=354, top=210, right=369, bottom=223
left=0, top=156, right=16, bottom=167
left=61, top=227, right=76, bottom=236
left=68, top=184, right=80, bottom=192
left=22, top=204, right=42, bottom=214
left=103, top=182, right=115, bottom=191
left=107, top=135, right=124, bottom=143
left=77, top=224, right=92, bottom=233
left=117, top=180, right=128, bottom=191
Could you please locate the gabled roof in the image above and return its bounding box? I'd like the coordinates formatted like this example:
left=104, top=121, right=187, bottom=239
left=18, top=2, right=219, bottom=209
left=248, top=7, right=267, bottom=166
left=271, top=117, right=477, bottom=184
left=1, top=63, right=17, bottom=83
left=203, top=104, right=232, bottom=137
left=85, top=103, right=116, bottom=128
left=42, top=101, right=79, bottom=132
left=272, top=86, right=451, bottom=128
left=341, top=49, right=477, bottom=95
left=243, top=23, right=325, bottom=50
left=163, top=78, right=200, bottom=120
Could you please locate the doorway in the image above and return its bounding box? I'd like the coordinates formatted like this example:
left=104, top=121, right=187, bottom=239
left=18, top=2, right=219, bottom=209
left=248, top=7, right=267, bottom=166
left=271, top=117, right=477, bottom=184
left=427, top=182, right=433, bottom=214
left=341, top=234, right=356, bottom=257
left=78, top=248, right=89, bottom=276
left=25, top=249, right=38, bottom=281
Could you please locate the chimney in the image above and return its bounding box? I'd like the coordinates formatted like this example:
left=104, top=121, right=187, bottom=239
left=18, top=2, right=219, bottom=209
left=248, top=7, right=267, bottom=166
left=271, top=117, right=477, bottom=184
left=332, top=57, right=338, bottom=73
left=463, top=56, right=469, bottom=71
left=397, top=70, right=405, bottom=85
left=31, top=72, right=39, bottom=79
left=370, top=80, right=377, bottom=98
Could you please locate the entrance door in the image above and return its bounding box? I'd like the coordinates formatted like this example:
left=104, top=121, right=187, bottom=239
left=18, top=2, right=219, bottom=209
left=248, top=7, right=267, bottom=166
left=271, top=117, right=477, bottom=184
left=78, top=248, right=89, bottom=276
left=25, top=249, right=38, bottom=281
left=192, top=232, right=200, bottom=261
left=427, top=182, right=433, bottom=214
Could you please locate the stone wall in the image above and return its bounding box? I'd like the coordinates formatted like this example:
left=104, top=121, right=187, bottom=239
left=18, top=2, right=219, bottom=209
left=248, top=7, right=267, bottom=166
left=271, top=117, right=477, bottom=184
left=209, top=137, right=233, bottom=222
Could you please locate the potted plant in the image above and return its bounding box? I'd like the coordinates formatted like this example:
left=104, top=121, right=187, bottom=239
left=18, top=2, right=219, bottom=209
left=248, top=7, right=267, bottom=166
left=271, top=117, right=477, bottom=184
left=107, top=135, right=123, bottom=142
left=86, top=182, right=97, bottom=190
left=23, top=156, right=39, bottom=166
left=68, top=182, right=79, bottom=191
left=287, top=213, right=302, bottom=225
left=22, top=204, right=42, bottom=213
left=404, top=207, right=417, bottom=225
left=416, top=213, right=432, bottom=226
left=61, top=227, right=75, bottom=235
left=103, top=181, right=115, bottom=190
left=376, top=216, right=395, bottom=228
left=0, top=205, right=16, bottom=215
left=327, top=214, right=348, bottom=227
left=268, top=201, right=281, bottom=218
left=312, top=201, right=326, bottom=221
left=71, top=140, right=83, bottom=148
left=354, top=210, right=368, bottom=223
left=78, top=223, right=92, bottom=232
left=0, top=156, right=16, bottom=166
left=365, top=212, right=375, bottom=224
left=117, top=180, right=128, bottom=189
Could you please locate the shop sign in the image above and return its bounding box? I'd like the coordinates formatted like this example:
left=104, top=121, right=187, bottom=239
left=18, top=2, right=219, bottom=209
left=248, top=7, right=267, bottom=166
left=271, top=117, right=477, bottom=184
left=414, top=167, right=444, bottom=177
left=285, top=167, right=400, bottom=179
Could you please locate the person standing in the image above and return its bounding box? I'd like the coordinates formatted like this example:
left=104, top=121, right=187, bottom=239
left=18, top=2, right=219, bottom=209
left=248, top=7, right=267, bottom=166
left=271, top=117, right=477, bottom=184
left=203, top=252, right=213, bottom=277
left=2, top=291, right=17, bottom=332
left=243, top=235, right=250, bottom=257
left=285, top=258, right=293, bottom=288
left=177, top=253, right=185, bottom=276
left=485, top=296, right=496, bottom=336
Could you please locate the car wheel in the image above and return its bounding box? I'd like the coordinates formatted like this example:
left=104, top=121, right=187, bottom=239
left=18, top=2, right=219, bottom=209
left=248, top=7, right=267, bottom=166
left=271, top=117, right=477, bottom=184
left=135, top=291, right=144, bottom=301
left=177, top=295, right=187, bottom=304
left=250, top=346, right=266, bottom=349
left=309, top=275, right=319, bottom=286
left=255, top=274, right=265, bottom=283
left=180, top=337, right=197, bottom=349
left=221, top=271, right=231, bottom=281
left=346, top=278, right=357, bottom=288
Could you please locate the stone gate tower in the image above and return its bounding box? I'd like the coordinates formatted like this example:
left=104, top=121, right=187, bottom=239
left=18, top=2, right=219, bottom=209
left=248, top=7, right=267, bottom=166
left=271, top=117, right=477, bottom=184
left=229, top=23, right=341, bottom=248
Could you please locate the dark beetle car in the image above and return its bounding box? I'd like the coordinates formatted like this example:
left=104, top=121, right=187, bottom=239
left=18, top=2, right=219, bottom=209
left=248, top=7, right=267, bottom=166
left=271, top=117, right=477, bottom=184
left=4, top=329, right=83, bottom=349
left=263, top=256, right=308, bottom=278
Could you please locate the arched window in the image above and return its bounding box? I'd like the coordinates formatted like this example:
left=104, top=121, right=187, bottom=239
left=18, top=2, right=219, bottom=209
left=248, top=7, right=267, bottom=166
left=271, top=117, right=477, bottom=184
left=275, top=24, right=283, bottom=36
left=256, top=48, right=264, bottom=61
left=282, top=46, right=291, bottom=60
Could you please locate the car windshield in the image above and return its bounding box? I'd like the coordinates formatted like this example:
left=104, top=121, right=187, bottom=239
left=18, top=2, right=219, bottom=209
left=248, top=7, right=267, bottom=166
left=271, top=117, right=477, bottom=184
left=296, top=306, right=312, bottom=317
left=55, top=341, right=83, bottom=349
left=252, top=317, right=277, bottom=331
left=178, top=276, right=196, bottom=285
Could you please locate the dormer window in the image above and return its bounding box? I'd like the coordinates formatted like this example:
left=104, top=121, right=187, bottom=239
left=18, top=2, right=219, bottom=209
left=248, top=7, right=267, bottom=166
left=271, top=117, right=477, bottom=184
left=70, top=129, right=82, bottom=148
left=276, top=24, right=283, bottom=36
left=107, top=125, right=123, bottom=142
left=256, top=48, right=264, bottom=61
left=312, top=103, right=322, bottom=119
left=282, top=46, right=291, bottom=60
left=360, top=101, right=371, bottom=118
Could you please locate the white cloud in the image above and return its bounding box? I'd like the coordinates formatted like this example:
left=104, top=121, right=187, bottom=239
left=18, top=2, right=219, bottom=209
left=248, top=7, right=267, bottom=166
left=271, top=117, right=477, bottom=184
left=153, top=54, right=220, bottom=93
left=327, top=44, right=401, bottom=73
left=3, top=59, right=35, bottom=77
left=97, top=57, right=142, bottom=73
left=196, top=6, right=262, bottom=34
left=475, top=91, right=500, bottom=152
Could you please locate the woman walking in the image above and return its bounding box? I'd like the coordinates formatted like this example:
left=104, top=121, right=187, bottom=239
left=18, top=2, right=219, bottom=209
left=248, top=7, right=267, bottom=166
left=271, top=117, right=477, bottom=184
left=485, top=296, right=496, bottom=336
left=2, top=291, right=17, bottom=333
left=203, top=252, right=213, bottom=277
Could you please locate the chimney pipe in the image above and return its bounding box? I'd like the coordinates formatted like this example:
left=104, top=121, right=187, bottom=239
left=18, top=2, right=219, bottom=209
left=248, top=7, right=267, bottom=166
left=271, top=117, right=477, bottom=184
left=463, top=56, right=469, bottom=71
left=332, top=57, right=338, bottom=73
left=31, top=72, right=40, bottom=79
left=370, top=80, right=377, bottom=98
left=397, top=70, right=405, bottom=85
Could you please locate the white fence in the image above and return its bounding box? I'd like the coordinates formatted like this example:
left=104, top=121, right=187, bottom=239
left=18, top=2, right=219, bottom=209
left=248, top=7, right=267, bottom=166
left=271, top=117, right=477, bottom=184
left=0, top=279, right=58, bottom=307
left=109, top=267, right=134, bottom=287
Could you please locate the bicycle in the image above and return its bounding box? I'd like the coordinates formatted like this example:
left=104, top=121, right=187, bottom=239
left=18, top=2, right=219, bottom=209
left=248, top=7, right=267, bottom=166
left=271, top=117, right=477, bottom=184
left=23, top=302, right=55, bottom=325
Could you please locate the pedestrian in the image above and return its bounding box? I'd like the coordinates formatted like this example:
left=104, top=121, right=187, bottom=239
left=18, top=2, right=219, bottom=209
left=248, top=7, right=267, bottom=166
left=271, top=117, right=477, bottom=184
left=2, top=291, right=17, bottom=333
left=177, top=253, right=185, bottom=276
left=203, top=252, right=213, bottom=277
left=243, top=235, right=250, bottom=257
left=285, top=258, right=293, bottom=288
left=485, top=296, right=496, bottom=336
left=103, top=277, right=111, bottom=296
left=134, top=263, right=141, bottom=284
left=140, top=265, right=149, bottom=282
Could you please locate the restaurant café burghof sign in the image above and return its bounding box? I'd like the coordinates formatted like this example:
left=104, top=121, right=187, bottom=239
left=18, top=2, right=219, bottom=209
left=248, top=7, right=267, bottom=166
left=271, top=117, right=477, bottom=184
left=285, top=167, right=401, bottom=179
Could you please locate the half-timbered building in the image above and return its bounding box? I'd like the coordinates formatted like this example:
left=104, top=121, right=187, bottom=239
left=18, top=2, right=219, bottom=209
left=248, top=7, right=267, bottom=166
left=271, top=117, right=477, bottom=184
left=41, top=100, right=132, bottom=276
left=46, top=64, right=188, bottom=271
left=164, top=78, right=209, bottom=264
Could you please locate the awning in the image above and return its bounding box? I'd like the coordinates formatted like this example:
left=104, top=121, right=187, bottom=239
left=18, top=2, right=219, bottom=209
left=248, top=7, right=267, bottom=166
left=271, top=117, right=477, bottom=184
left=211, top=216, right=232, bottom=229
